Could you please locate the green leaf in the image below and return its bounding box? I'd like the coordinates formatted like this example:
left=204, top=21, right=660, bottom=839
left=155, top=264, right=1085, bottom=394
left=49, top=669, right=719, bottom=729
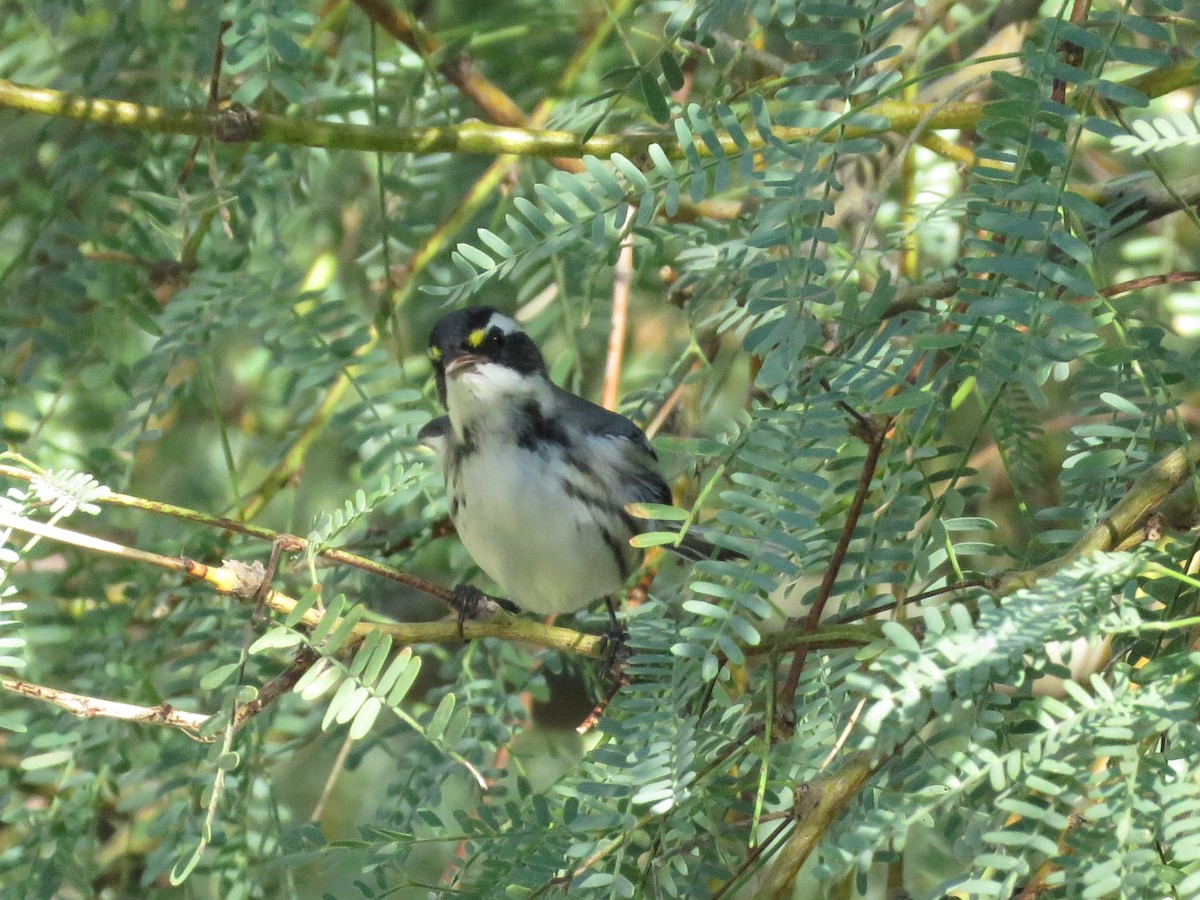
left=323, top=678, right=361, bottom=731
left=359, top=634, right=393, bottom=686
left=376, top=648, right=416, bottom=697
left=215, top=751, right=240, bottom=771
left=641, top=72, right=671, bottom=123
left=347, top=630, right=383, bottom=678
left=610, top=153, right=650, bottom=191
left=170, top=843, right=205, bottom=886
left=385, top=653, right=422, bottom=707
left=427, top=693, right=456, bottom=742
left=880, top=621, right=920, bottom=653
left=454, top=243, right=495, bottom=271
left=20, top=749, right=74, bottom=770
left=625, top=502, right=688, bottom=521
left=309, top=595, right=346, bottom=646
left=285, top=590, right=323, bottom=628
left=659, top=51, right=685, bottom=92
left=630, top=532, right=681, bottom=548
left=681, top=599, right=728, bottom=619
left=349, top=696, right=382, bottom=740
left=581, top=156, right=626, bottom=200
left=200, top=663, right=240, bottom=691
left=296, top=661, right=340, bottom=701
left=249, top=626, right=302, bottom=654
left=320, top=603, right=364, bottom=654
left=476, top=229, right=514, bottom=259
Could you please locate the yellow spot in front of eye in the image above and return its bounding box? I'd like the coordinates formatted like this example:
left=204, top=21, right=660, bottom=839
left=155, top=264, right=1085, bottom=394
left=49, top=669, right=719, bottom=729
left=467, top=328, right=487, bottom=348
left=429, top=346, right=442, bottom=361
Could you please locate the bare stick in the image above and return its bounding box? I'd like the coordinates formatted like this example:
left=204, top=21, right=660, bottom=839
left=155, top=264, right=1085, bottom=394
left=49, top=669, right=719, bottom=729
left=1, top=676, right=209, bottom=739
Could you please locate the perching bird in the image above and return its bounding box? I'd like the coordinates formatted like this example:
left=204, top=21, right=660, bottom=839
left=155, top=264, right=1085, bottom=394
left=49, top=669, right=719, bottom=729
left=419, top=306, right=734, bottom=627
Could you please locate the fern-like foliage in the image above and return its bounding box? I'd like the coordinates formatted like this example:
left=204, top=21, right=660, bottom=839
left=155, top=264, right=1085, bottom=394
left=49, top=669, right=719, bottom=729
left=28, top=468, right=111, bottom=519
left=820, top=552, right=1200, bottom=898
left=3, top=0, right=1200, bottom=896
left=1113, top=104, right=1200, bottom=156
left=0, top=492, right=28, bottom=687
left=0, top=467, right=111, bottom=695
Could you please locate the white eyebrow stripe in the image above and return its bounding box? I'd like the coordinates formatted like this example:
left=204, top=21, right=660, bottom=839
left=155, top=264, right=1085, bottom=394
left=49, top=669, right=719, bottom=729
left=486, top=312, right=520, bottom=334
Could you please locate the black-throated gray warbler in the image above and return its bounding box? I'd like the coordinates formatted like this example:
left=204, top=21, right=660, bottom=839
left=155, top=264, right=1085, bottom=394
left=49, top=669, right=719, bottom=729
left=418, top=306, right=733, bottom=626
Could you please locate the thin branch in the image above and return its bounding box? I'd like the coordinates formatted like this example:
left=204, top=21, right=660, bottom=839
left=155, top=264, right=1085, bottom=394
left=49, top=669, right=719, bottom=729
left=352, top=0, right=526, bottom=128
left=310, top=731, right=356, bottom=822
left=0, top=461, right=454, bottom=605
left=232, top=646, right=320, bottom=729
left=1097, top=173, right=1200, bottom=240
left=1, top=676, right=209, bottom=739
left=0, top=505, right=568, bottom=644
left=708, top=813, right=796, bottom=900
left=0, top=505, right=218, bottom=578
left=0, top=494, right=883, bottom=658
left=777, top=417, right=893, bottom=710
left=759, top=754, right=879, bottom=899
left=880, top=272, right=962, bottom=318
left=885, top=263, right=1200, bottom=322
left=576, top=669, right=629, bottom=735
left=1052, top=0, right=1093, bottom=105
left=1100, top=271, right=1200, bottom=298
left=825, top=578, right=990, bottom=624
left=178, top=19, right=231, bottom=185
left=642, top=332, right=723, bottom=439
left=0, top=76, right=998, bottom=160
left=6, top=54, right=1192, bottom=162
left=1000, top=437, right=1200, bottom=594
left=644, top=377, right=689, bottom=439
left=820, top=697, right=867, bottom=771
left=601, top=205, right=636, bottom=411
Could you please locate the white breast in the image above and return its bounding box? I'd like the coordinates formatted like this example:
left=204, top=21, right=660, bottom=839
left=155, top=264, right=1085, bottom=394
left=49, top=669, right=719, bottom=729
left=446, top=432, right=634, bottom=616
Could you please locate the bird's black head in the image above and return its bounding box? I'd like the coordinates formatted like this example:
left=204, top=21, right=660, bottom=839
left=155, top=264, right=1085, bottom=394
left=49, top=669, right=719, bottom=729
left=427, top=306, right=546, bottom=408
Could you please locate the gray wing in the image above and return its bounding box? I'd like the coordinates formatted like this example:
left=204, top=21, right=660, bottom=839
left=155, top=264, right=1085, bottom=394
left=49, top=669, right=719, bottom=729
left=552, top=386, right=656, bottom=450
left=553, top=386, right=671, bottom=507
left=553, top=386, right=744, bottom=563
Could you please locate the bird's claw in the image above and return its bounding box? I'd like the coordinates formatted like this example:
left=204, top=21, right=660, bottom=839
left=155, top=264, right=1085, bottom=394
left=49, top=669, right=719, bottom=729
left=451, top=583, right=488, bottom=637
left=599, top=621, right=630, bottom=671
left=450, top=584, right=518, bottom=637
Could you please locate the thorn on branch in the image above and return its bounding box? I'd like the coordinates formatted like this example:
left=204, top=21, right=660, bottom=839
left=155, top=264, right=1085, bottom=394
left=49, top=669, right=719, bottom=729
left=148, top=257, right=189, bottom=296
left=818, top=377, right=878, bottom=437
left=792, top=782, right=821, bottom=819
left=223, top=558, right=268, bottom=600
left=1143, top=511, right=1166, bottom=544
left=214, top=101, right=260, bottom=142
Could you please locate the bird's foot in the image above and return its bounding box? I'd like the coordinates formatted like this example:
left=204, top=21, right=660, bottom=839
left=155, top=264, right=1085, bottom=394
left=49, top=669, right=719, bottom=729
left=451, top=583, right=487, bottom=637
left=450, top=584, right=517, bottom=637
left=599, top=620, right=630, bottom=671
left=599, top=596, right=629, bottom=671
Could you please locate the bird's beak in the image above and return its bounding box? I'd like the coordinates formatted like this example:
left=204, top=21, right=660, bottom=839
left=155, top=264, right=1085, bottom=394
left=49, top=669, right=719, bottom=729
left=444, top=353, right=486, bottom=377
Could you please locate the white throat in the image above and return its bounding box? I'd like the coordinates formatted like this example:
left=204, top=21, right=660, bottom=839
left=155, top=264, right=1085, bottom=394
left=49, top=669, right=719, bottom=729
left=445, top=362, right=551, bottom=435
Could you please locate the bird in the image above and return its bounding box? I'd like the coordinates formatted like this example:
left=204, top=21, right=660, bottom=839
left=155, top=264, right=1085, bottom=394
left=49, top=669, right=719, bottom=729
left=418, top=306, right=736, bottom=632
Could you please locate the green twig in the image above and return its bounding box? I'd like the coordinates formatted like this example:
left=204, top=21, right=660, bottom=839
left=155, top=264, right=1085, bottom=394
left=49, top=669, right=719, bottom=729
left=0, top=76, right=988, bottom=159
